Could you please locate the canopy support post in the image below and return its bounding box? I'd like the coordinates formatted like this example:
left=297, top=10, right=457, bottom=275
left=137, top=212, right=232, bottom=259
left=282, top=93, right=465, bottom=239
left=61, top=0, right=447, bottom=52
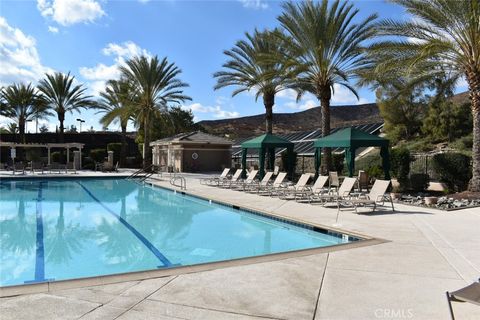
left=345, top=147, right=356, bottom=177
left=259, top=147, right=266, bottom=180
left=380, top=145, right=391, bottom=180
left=241, top=148, right=247, bottom=179
left=314, top=147, right=321, bottom=178
left=287, top=146, right=294, bottom=180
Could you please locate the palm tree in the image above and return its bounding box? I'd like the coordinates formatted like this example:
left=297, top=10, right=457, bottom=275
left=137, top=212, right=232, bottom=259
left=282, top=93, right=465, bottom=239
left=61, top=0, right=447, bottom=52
left=364, top=0, right=480, bottom=191
left=214, top=28, right=293, bottom=134
left=0, top=83, right=51, bottom=143
left=119, top=55, right=191, bottom=169
left=97, top=79, right=136, bottom=167
left=278, top=0, right=377, bottom=171
left=37, top=72, right=95, bottom=143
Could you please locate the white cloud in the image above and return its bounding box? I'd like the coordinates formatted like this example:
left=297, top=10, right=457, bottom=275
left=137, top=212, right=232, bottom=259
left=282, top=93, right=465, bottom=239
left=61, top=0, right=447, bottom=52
left=37, top=0, right=105, bottom=26
left=238, top=0, right=268, bottom=10
left=284, top=99, right=317, bottom=110
left=276, top=88, right=298, bottom=101
left=331, top=84, right=366, bottom=105
left=0, top=17, right=54, bottom=87
left=47, top=26, right=59, bottom=33
left=79, top=41, right=151, bottom=96
left=182, top=103, right=240, bottom=121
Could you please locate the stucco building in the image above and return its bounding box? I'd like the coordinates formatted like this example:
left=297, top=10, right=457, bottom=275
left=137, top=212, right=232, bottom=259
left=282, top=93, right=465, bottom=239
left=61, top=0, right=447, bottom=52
left=150, top=132, right=232, bottom=173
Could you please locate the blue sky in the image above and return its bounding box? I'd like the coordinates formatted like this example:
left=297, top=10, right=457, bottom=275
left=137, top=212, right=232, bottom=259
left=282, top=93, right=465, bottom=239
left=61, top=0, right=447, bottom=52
left=0, top=0, right=467, bottom=133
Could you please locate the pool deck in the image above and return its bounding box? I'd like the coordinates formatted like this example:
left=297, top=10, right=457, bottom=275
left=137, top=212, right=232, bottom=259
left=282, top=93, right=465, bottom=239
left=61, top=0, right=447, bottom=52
left=1, top=171, right=480, bottom=319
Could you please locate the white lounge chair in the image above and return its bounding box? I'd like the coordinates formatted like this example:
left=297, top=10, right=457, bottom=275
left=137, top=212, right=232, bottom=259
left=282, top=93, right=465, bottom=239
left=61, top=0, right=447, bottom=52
left=278, top=173, right=312, bottom=200
left=258, top=172, right=288, bottom=196
left=231, top=170, right=258, bottom=190
left=306, top=175, right=329, bottom=203
left=200, top=168, right=230, bottom=185
left=218, top=169, right=242, bottom=188
left=343, top=179, right=394, bottom=213
left=245, top=171, right=274, bottom=192
left=314, top=177, right=357, bottom=207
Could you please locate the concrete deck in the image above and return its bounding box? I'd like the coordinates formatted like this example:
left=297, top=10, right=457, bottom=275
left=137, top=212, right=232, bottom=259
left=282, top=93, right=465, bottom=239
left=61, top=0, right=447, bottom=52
left=1, top=172, right=479, bottom=319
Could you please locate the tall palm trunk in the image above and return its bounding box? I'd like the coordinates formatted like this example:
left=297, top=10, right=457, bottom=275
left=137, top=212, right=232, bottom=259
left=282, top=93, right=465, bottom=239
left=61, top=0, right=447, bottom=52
left=263, top=93, right=275, bottom=170
left=466, top=68, right=480, bottom=191
left=18, top=118, right=25, bottom=144
left=318, top=86, right=332, bottom=173
left=120, top=124, right=127, bottom=168
left=58, top=110, right=65, bottom=143
left=143, top=117, right=151, bottom=169
left=263, top=93, right=274, bottom=133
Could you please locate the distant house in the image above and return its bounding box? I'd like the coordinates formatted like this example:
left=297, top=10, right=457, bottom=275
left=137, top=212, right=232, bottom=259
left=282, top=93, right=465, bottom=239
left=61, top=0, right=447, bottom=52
left=150, top=132, right=232, bottom=173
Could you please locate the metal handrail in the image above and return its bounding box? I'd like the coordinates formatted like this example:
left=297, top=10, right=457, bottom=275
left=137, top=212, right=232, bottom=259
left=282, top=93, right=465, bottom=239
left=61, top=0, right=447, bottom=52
left=127, top=164, right=154, bottom=180
left=170, top=174, right=186, bottom=190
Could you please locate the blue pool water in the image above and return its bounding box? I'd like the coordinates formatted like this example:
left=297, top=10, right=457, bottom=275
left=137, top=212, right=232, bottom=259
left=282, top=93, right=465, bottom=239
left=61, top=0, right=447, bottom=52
left=0, top=178, right=358, bottom=287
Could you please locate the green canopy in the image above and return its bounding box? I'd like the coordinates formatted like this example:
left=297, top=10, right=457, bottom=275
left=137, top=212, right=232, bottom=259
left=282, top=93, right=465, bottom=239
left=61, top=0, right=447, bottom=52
left=313, top=128, right=390, bottom=179
left=240, top=133, right=294, bottom=179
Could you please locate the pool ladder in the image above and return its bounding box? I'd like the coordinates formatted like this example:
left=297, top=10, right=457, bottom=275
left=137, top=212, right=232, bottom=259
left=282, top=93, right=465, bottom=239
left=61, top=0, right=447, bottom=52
left=170, top=174, right=186, bottom=190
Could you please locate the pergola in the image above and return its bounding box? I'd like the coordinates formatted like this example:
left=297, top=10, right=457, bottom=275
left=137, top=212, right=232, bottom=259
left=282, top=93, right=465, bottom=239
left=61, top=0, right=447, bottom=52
left=313, top=128, right=391, bottom=179
left=240, top=133, right=294, bottom=179
left=0, top=142, right=84, bottom=167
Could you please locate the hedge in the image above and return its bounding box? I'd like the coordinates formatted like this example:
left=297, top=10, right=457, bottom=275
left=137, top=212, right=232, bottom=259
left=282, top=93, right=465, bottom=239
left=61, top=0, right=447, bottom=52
left=431, top=153, right=472, bottom=192
left=390, top=148, right=411, bottom=191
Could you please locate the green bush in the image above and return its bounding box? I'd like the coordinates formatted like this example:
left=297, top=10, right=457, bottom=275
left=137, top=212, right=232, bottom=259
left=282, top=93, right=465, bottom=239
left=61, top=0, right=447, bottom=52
left=90, top=149, right=106, bottom=163
left=281, top=150, right=298, bottom=174
left=409, top=173, right=429, bottom=192
left=332, top=153, right=344, bottom=174
left=107, top=143, right=122, bottom=164
left=82, top=157, right=95, bottom=170
left=431, top=153, right=472, bottom=192
left=51, top=151, right=64, bottom=163
left=390, top=148, right=411, bottom=191
left=366, top=165, right=384, bottom=180
left=26, top=149, right=41, bottom=162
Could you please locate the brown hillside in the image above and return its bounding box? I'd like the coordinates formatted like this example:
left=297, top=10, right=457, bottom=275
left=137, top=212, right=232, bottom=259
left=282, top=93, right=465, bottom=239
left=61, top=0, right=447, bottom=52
left=199, top=103, right=382, bottom=139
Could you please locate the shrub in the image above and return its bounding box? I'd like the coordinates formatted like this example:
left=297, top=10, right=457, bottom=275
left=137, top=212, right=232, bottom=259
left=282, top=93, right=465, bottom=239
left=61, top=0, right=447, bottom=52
left=390, top=148, right=411, bottom=191
left=82, top=157, right=95, bottom=170
left=332, top=153, right=344, bottom=174
left=366, top=165, right=384, bottom=180
left=281, top=150, right=298, bottom=173
left=107, top=143, right=122, bottom=164
left=51, top=151, right=64, bottom=163
left=431, top=153, right=472, bottom=192
left=409, top=173, right=429, bottom=192
left=26, top=149, right=41, bottom=162
left=90, top=149, right=106, bottom=163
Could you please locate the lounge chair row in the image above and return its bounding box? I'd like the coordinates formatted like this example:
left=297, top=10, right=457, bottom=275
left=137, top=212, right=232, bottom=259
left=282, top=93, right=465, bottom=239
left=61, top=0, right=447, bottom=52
left=201, top=168, right=394, bottom=213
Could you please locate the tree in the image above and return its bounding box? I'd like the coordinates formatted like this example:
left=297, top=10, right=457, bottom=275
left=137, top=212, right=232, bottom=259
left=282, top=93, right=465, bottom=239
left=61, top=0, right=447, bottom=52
left=278, top=0, right=377, bottom=171
left=0, top=83, right=51, bottom=143
left=119, top=55, right=191, bottom=169
left=97, top=79, right=136, bottom=167
left=37, top=72, right=94, bottom=143
left=214, top=29, right=292, bottom=134
left=136, top=106, right=199, bottom=142
left=365, top=0, right=480, bottom=190
left=39, top=124, right=49, bottom=133
left=376, top=79, right=427, bottom=143
left=6, top=123, right=18, bottom=134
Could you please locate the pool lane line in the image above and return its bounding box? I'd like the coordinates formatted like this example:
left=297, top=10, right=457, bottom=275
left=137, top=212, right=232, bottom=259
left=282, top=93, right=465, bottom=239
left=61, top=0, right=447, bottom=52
left=25, top=181, right=50, bottom=284
left=76, top=182, right=173, bottom=268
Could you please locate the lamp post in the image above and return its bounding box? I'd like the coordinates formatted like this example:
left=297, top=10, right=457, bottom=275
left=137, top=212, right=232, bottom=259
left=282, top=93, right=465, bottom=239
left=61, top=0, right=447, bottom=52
left=76, top=118, right=85, bottom=133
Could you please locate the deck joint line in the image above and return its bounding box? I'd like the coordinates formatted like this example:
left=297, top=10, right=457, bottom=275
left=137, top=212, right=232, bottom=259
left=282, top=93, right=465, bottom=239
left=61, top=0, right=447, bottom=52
left=76, top=181, right=173, bottom=268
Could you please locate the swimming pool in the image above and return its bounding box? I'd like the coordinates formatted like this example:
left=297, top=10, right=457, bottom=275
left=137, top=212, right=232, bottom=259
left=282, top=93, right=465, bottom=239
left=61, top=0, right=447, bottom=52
left=0, top=178, right=361, bottom=287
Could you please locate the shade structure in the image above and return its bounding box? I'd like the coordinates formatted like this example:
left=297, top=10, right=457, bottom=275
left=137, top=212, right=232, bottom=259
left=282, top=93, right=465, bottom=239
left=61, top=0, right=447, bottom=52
left=241, top=133, right=294, bottom=179
left=313, top=128, right=390, bottom=179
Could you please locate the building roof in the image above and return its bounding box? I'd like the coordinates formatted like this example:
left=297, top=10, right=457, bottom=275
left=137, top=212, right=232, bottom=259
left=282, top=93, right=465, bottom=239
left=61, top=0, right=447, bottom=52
left=232, top=122, right=384, bottom=157
left=150, top=131, right=232, bottom=146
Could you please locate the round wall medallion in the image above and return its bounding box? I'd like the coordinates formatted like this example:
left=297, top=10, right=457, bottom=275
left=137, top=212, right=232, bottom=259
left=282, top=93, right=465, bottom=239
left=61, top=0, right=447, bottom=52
left=192, top=152, right=199, bottom=160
